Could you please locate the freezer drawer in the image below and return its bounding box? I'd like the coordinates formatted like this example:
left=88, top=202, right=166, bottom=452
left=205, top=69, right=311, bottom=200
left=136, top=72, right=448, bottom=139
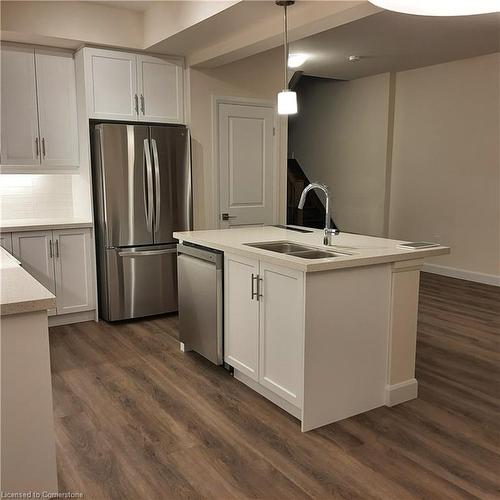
left=103, top=244, right=178, bottom=321
left=177, top=244, right=223, bottom=365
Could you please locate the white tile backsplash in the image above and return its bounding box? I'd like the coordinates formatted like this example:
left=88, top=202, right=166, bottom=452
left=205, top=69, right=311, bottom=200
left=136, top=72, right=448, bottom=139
left=0, top=174, right=75, bottom=221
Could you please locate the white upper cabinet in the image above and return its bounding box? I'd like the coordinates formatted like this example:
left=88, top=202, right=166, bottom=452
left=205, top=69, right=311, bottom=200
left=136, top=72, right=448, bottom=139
left=82, top=48, right=184, bottom=123
left=36, top=49, right=79, bottom=168
left=84, top=48, right=138, bottom=121
left=0, top=44, right=79, bottom=171
left=137, top=55, right=184, bottom=123
left=0, top=45, right=40, bottom=167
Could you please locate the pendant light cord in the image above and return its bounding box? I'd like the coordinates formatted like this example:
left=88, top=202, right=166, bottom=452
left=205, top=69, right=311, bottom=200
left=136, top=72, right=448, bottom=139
left=283, top=3, right=288, bottom=91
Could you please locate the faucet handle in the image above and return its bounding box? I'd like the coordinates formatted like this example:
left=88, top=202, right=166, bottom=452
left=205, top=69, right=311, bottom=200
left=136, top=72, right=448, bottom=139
left=323, top=227, right=340, bottom=246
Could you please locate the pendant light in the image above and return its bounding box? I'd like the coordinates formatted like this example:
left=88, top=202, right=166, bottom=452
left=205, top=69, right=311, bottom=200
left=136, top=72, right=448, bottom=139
left=369, top=0, right=500, bottom=16
left=276, top=0, right=297, bottom=115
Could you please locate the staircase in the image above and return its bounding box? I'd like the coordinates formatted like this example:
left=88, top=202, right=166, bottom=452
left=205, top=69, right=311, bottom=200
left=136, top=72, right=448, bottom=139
left=287, top=158, right=337, bottom=230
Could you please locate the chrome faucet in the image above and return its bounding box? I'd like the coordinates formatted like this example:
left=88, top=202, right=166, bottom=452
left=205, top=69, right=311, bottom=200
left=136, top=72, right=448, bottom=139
left=298, top=182, right=340, bottom=245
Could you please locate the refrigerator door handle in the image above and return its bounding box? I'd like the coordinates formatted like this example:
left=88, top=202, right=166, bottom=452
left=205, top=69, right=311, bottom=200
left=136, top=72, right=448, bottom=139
left=118, top=248, right=177, bottom=257
left=151, top=138, right=161, bottom=233
left=143, top=138, right=154, bottom=232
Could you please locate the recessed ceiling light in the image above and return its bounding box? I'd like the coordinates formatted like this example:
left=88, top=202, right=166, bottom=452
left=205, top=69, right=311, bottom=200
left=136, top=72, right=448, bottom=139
left=369, top=0, right=500, bottom=16
left=288, top=53, right=308, bottom=68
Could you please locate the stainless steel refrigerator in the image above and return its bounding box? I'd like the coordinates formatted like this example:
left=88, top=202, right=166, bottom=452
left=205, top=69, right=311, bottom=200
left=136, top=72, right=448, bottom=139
left=92, top=123, right=192, bottom=321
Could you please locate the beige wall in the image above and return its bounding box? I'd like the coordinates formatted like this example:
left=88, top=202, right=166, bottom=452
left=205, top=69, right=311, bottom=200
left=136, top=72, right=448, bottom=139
left=389, top=53, right=500, bottom=279
left=188, top=47, right=285, bottom=229
left=288, top=73, right=392, bottom=237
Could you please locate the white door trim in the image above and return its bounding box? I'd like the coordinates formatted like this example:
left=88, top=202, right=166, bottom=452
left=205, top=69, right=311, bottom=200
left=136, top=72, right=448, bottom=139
left=212, top=95, right=279, bottom=229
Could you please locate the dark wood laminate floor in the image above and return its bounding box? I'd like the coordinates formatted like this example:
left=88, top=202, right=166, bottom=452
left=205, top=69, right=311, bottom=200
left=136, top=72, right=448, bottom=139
left=49, top=273, right=500, bottom=500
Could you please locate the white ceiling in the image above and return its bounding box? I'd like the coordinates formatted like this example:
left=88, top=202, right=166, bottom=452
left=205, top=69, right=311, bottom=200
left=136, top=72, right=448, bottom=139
left=91, top=1, right=159, bottom=11
left=290, top=10, right=500, bottom=80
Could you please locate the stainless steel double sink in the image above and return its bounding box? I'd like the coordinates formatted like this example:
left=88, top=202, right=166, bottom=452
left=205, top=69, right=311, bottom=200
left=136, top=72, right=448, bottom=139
left=244, top=241, right=353, bottom=259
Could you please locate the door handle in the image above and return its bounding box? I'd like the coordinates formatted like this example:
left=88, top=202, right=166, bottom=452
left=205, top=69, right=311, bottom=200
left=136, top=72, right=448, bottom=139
left=221, top=213, right=237, bottom=221
left=35, top=137, right=40, bottom=158
left=143, top=139, right=154, bottom=232
left=140, top=94, right=145, bottom=115
left=55, top=239, right=59, bottom=258
left=251, top=273, right=257, bottom=300
left=151, top=139, right=161, bottom=233
left=257, top=276, right=263, bottom=301
left=41, top=138, right=46, bottom=158
left=134, top=94, right=139, bottom=115
left=49, top=239, right=53, bottom=258
left=118, top=248, right=176, bottom=257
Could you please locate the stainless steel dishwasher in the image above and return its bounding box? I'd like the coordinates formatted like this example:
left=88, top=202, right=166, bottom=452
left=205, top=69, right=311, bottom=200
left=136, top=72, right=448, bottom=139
left=177, top=243, right=223, bottom=365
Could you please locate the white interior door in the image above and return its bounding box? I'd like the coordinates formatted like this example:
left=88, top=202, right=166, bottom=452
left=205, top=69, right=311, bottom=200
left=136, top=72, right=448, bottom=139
left=35, top=49, right=79, bottom=168
left=218, top=102, right=276, bottom=228
left=137, top=55, right=184, bottom=123
left=0, top=45, right=40, bottom=167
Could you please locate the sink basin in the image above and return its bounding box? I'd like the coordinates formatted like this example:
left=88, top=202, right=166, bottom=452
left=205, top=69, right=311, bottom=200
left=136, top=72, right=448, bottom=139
left=245, top=241, right=311, bottom=254
left=244, top=240, right=352, bottom=259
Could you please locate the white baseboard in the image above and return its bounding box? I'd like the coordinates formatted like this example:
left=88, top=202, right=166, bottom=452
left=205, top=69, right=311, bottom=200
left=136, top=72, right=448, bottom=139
left=422, top=263, right=500, bottom=287
left=48, top=310, right=96, bottom=327
left=385, top=378, right=418, bottom=407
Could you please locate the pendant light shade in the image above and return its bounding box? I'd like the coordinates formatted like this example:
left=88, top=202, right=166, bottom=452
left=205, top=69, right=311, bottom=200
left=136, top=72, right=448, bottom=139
left=276, top=0, right=297, bottom=115
left=278, top=90, right=297, bottom=115
left=369, top=0, right=500, bottom=16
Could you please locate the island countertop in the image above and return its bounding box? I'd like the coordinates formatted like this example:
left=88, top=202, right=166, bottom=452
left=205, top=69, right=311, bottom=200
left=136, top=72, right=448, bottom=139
left=0, top=248, right=56, bottom=316
left=174, top=226, right=450, bottom=272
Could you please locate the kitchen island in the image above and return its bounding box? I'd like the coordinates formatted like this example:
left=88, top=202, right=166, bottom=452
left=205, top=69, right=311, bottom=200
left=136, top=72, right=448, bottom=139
left=0, top=247, right=58, bottom=493
left=174, top=226, right=449, bottom=432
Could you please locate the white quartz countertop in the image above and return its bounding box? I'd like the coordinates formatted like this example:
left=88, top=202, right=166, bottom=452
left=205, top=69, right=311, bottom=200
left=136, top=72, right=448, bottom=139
left=0, top=218, right=93, bottom=232
left=174, top=226, right=450, bottom=272
left=0, top=248, right=56, bottom=316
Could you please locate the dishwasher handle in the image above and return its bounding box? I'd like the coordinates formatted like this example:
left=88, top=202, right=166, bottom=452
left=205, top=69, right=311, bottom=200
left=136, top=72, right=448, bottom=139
left=177, top=243, right=223, bottom=267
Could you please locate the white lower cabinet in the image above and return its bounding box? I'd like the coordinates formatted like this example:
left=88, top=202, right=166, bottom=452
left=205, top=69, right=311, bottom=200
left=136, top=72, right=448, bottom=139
left=224, top=254, right=260, bottom=380
left=224, top=253, right=304, bottom=408
left=12, top=228, right=95, bottom=316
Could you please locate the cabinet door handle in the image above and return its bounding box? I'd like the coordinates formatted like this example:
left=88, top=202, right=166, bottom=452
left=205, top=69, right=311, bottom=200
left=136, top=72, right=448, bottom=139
left=134, top=94, right=139, bottom=115
left=41, top=138, right=46, bottom=158
left=257, top=276, right=263, bottom=301
left=140, top=94, right=145, bottom=115
left=55, top=239, right=59, bottom=258
left=49, top=239, right=53, bottom=258
left=251, top=273, right=258, bottom=300
left=35, top=137, right=40, bottom=158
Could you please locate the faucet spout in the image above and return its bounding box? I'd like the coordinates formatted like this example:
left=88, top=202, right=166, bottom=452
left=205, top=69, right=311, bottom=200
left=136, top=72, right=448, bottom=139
left=297, top=182, right=339, bottom=244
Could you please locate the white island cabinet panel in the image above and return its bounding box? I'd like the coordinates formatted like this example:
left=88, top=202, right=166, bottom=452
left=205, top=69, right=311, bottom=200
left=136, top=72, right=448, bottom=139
left=137, top=55, right=184, bottom=123
left=0, top=45, right=40, bottom=167
left=53, top=228, right=95, bottom=314
left=224, top=253, right=259, bottom=380
left=259, top=261, right=304, bottom=406
left=36, top=49, right=79, bottom=168
left=85, top=48, right=138, bottom=120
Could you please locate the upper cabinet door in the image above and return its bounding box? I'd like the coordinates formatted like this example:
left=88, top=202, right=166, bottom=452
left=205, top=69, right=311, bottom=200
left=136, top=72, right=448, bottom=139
left=0, top=45, right=40, bottom=167
left=85, top=48, right=138, bottom=120
left=137, top=55, right=184, bottom=124
left=35, top=49, right=79, bottom=168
